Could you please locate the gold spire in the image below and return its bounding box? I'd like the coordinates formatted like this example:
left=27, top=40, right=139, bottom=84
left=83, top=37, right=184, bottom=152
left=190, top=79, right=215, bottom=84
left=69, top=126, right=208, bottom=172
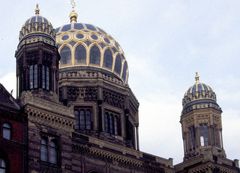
left=35, top=4, right=40, bottom=16
left=69, top=0, right=78, bottom=23
left=195, top=72, right=200, bottom=84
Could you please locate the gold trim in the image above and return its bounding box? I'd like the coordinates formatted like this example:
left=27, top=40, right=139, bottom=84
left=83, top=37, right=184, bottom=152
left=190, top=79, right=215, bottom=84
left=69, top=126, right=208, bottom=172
left=195, top=72, right=200, bottom=84
left=35, top=4, right=40, bottom=16
left=69, top=0, right=78, bottom=23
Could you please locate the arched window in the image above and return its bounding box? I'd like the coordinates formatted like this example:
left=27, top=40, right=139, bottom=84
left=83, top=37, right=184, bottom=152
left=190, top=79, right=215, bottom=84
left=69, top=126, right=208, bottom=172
left=200, top=124, right=209, bottom=146
left=90, top=45, right=100, bottom=65
left=2, top=123, right=11, bottom=140
left=79, top=110, right=85, bottom=130
left=75, top=45, right=86, bottom=64
left=104, top=111, right=121, bottom=136
left=40, top=138, right=48, bottom=162
left=60, top=46, right=71, bottom=65
left=75, top=111, right=80, bottom=130
left=103, top=49, right=113, bottom=69
left=42, top=65, right=50, bottom=90
left=75, top=108, right=92, bottom=130
left=29, top=64, right=38, bottom=89
left=122, top=62, right=128, bottom=81
left=49, top=140, right=57, bottom=164
left=85, top=110, right=91, bottom=130
left=104, top=112, right=109, bottom=134
left=188, top=126, right=196, bottom=149
left=40, top=137, right=58, bottom=164
left=114, top=54, right=122, bottom=74
left=0, top=159, right=6, bottom=173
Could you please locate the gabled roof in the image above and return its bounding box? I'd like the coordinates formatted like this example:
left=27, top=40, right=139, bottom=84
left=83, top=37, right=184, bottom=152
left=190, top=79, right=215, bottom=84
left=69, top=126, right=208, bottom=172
left=0, top=83, right=20, bottom=111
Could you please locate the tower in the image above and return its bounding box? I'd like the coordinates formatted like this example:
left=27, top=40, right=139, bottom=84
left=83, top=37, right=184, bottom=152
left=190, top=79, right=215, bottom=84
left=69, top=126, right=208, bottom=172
left=175, top=73, right=239, bottom=173
left=56, top=5, right=140, bottom=151
left=181, top=73, right=225, bottom=160
left=15, top=4, right=59, bottom=99
left=15, top=5, right=74, bottom=172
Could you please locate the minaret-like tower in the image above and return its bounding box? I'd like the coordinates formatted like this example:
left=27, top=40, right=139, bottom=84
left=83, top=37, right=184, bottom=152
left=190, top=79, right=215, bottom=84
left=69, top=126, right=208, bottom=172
left=175, top=73, right=239, bottom=173
left=15, top=5, right=59, bottom=99
left=181, top=73, right=225, bottom=160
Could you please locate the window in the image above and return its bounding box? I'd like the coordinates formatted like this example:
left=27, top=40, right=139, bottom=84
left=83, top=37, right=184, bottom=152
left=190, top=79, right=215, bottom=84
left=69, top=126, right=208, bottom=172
left=90, top=45, right=100, bottom=65
left=34, top=64, right=38, bottom=88
left=104, top=111, right=121, bottom=136
left=122, top=62, right=128, bottom=81
left=60, top=46, right=71, bottom=65
left=49, top=141, right=57, bottom=164
left=40, top=138, right=48, bottom=162
left=74, top=108, right=92, bottom=130
left=114, top=54, right=122, bottom=74
left=219, top=131, right=223, bottom=148
left=42, top=65, right=50, bottom=90
left=188, top=126, right=196, bottom=149
left=40, top=137, right=58, bottom=164
left=29, top=64, right=38, bottom=89
left=75, top=45, right=86, bottom=64
left=2, top=123, right=11, bottom=140
left=0, top=159, right=6, bottom=173
left=200, top=124, right=209, bottom=146
left=103, top=49, right=113, bottom=69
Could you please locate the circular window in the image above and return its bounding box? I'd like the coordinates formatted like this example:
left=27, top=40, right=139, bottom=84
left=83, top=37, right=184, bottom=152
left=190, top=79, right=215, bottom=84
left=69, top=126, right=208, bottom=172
left=104, top=38, right=110, bottom=44
left=91, top=34, right=98, bottom=40
left=62, top=35, right=69, bottom=41
left=76, top=34, right=84, bottom=39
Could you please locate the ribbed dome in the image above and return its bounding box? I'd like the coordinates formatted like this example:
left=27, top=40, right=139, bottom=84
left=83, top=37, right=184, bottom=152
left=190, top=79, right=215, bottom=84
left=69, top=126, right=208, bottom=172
left=182, top=73, right=221, bottom=113
left=18, top=5, right=56, bottom=49
left=56, top=20, right=128, bottom=84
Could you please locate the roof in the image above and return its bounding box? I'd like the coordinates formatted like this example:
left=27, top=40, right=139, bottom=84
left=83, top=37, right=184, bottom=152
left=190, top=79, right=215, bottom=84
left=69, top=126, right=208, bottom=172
left=0, top=83, right=20, bottom=111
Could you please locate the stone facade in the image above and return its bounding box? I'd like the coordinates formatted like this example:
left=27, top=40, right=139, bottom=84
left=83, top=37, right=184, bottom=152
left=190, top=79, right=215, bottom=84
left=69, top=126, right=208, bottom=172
left=0, top=4, right=239, bottom=173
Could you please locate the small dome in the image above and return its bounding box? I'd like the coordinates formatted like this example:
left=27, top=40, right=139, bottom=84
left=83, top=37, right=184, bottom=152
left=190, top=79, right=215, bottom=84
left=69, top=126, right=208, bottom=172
left=56, top=14, right=129, bottom=84
left=182, top=73, right=221, bottom=113
left=18, top=5, right=56, bottom=49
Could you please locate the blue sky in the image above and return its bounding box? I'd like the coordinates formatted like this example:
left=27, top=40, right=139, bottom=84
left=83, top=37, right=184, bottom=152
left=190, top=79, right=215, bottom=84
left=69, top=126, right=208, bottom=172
left=0, top=0, right=240, bottom=164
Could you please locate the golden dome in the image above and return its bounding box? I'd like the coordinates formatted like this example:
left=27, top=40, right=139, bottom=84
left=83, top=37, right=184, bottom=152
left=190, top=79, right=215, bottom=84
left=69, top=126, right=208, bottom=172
left=56, top=22, right=129, bottom=84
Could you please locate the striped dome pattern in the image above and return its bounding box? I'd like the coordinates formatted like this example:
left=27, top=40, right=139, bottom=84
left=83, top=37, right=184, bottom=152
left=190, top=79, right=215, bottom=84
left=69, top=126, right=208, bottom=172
left=18, top=6, right=56, bottom=50
left=182, top=74, right=217, bottom=108
left=19, top=15, right=55, bottom=41
left=184, top=83, right=214, bottom=98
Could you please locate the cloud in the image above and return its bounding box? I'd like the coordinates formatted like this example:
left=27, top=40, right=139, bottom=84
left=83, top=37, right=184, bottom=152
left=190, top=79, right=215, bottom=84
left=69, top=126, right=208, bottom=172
left=0, top=72, right=16, bottom=98
left=138, top=92, right=184, bottom=163
left=222, top=109, right=240, bottom=160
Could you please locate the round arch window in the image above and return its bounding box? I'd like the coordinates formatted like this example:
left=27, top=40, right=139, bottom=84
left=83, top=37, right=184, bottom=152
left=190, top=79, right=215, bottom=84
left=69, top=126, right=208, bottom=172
left=122, top=61, right=128, bottom=81
left=60, top=46, right=71, bottom=65
left=90, top=45, right=101, bottom=65
left=75, top=45, right=86, bottom=64
left=114, top=54, right=122, bottom=75
left=103, top=49, right=113, bottom=69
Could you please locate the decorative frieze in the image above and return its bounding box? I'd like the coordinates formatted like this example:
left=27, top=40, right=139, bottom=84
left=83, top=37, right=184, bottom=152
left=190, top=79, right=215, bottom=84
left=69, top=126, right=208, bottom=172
left=103, top=88, right=125, bottom=109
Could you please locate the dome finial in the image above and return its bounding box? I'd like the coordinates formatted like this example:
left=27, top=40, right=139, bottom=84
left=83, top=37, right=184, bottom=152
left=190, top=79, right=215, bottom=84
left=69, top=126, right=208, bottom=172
left=195, top=72, right=200, bottom=83
left=35, top=4, right=40, bottom=16
left=69, top=0, right=78, bottom=23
